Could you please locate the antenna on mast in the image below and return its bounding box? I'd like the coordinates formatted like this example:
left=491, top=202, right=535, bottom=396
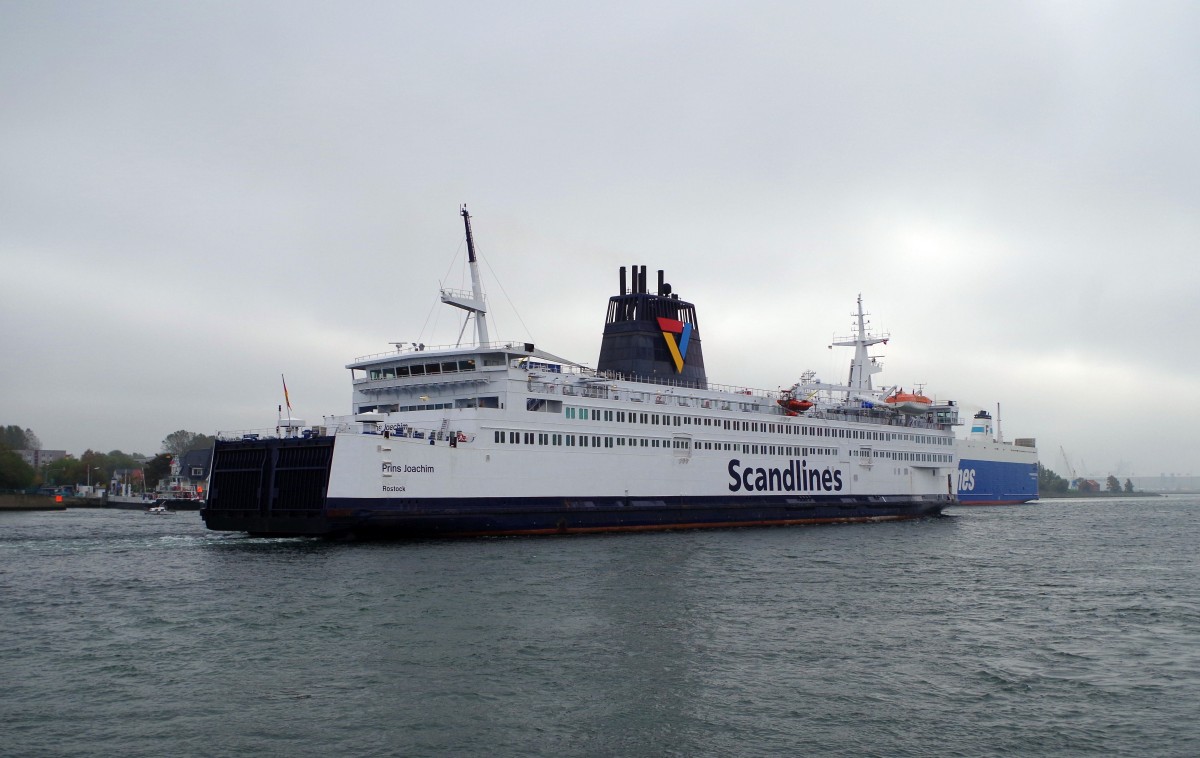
left=830, top=294, right=889, bottom=393
left=440, top=204, right=491, bottom=346
left=462, top=204, right=479, bottom=264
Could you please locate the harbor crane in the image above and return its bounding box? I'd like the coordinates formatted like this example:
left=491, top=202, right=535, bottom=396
left=1059, top=446, right=1081, bottom=489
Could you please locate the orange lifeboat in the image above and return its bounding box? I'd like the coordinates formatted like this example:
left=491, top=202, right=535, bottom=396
left=884, top=389, right=932, bottom=414
left=777, top=397, right=814, bottom=413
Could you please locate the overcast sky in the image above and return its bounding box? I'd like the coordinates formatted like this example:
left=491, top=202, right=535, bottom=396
left=2, top=1, right=1197, bottom=478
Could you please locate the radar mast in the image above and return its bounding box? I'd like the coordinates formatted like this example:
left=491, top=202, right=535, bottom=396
left=440, top=205, right=491, bottom=346
left=830, top=294, right=888, bottom=393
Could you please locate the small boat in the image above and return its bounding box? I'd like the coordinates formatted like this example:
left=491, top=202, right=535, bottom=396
left=884, top=389, right=933, bottom=414
left=777, top=380, right=816, bottom=414
left=145, top=503, right=173, bottom=515
left=776, top=396, right=814, bottom=413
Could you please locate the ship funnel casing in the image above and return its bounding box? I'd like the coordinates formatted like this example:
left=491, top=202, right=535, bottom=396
left=596, top=268, right=707, bottom=386
left=969, top=410, right=994, bottom=439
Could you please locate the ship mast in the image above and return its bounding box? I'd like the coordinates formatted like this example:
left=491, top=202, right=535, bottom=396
left=440, top=205, right=491, bottom=346
left=831, top=294, right=888, bottom=393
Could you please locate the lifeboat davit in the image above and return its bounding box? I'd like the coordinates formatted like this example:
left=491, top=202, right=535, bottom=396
left=777, top=397, right=814, bottom=413
left=884, top=390, right=932, bottom=414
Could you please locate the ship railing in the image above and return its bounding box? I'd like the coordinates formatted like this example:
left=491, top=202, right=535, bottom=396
left=215, top=426, right=339, bottom=442
left=352, top=375, right=491, bottom=390
left=802, top=409, right=953, bottom=431
left=215, top=424, right=476, bottom=445
left=527, top=375, right=778, bottom=414
left=215, top=428, right=286, bottom=441
left=525, top=360, right=788, bottom=404
left=350, top=339, right=542, bottom=363
left=438, top=286, right=477, bottom=301
left=528, top=368, right=775, bottom=402
left=594, top=369, right=774, bottom=398
left=527, top=377, right=766, bottom=410
left=523, top=376, right=955, bottom=431
left=375, top=423, right=475, bottom=445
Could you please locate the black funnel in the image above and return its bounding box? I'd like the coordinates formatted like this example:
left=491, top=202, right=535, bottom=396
left=597, top=266, right=707, bottom=387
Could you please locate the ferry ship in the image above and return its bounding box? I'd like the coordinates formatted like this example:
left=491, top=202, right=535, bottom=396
left=954, top=409, right=1039, bottom=504
left=201, top=208, right=961, bottom=538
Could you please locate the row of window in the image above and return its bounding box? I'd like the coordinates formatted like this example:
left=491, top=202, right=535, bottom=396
left=368, top=359, right=477, bottom=380
left=491, top=429, right=842, bottom=457
left=854, top=448, right=953, bottom=464
left=490, top=427, right=952, bottom=463
left=561, top=404, right=951, bottom=446
left=360, top=397, right=501, bottom=414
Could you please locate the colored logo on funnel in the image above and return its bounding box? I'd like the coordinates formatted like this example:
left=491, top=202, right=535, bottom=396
left=657, top=317, right=692, bottom=373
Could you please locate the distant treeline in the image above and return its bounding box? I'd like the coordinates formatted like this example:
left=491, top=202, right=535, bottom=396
left=0, top=425, right=213, bottom=491
left=1, top=425, right=40, bottom=450
left=1039, top=464, right=1136, bottom=494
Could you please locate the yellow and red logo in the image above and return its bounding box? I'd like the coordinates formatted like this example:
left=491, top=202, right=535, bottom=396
left=657, top=317, right=693, bottom=373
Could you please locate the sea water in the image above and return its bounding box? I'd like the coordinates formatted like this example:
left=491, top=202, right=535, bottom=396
left=1, top=497, right=1197, bottom=757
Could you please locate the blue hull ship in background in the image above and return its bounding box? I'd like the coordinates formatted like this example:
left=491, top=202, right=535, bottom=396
left=955, top=409, right=1038, bottom=504
left=202, top=208, right=962, bottom=538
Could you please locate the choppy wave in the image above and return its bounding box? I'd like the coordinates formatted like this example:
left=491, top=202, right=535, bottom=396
left=2, top=500, right=1198, bottom=757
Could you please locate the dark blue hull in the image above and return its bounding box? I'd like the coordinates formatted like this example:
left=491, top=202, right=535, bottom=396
left=203, top=494, right=947, bottom=538
left=956, top=458, right=1038, bottom=504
